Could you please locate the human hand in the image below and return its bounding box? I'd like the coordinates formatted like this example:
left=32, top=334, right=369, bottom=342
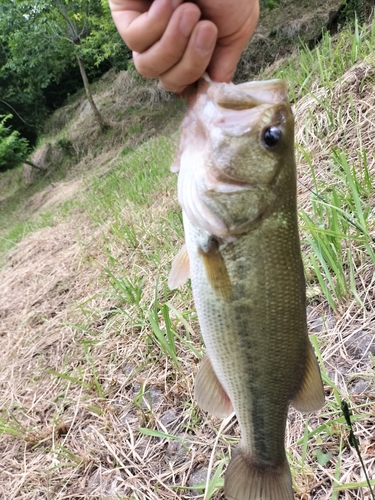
left=109, top=0, right=260, bottom=93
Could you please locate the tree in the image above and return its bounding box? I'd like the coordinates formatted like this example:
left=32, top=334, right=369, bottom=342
left=0, top=1, right=66, bottom=140
left=0, top=0, right=130, bottom=139
left=51, top=0, right=110, bottom=129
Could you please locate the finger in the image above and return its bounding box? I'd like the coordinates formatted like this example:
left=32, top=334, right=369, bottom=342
left=109, top=0, right=152, bottom=39
left=109, top=0, right=151, bottom=15
left=207, top=3, right=260, bottom=82
left=207, top=42, right=245, bottom=83
left=110, top=0, right=184, bottom=53
left=133, top=4, right=201, bottom=78
left=158, top=20, right=218, bottom=93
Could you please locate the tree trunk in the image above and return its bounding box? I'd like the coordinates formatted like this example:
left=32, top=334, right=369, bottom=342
left=76, top=55, right=108, bottom=130
left=23, top=159, right=47, bottom=171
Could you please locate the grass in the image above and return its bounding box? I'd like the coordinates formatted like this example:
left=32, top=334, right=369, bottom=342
left=1, top=16, right=375, bottom=500
left=271, top=16, right=375, bottom=314
left=275, top=17, right=375, bottom=100
left=299, top=147, right=375, bottom=309
left=0, top=163, right=58, bottom=255
left=88, top=135, right=177, bottom=224
left=0, top=69, right=186, bottom=259
left=275, top=19, right=375, bottom=498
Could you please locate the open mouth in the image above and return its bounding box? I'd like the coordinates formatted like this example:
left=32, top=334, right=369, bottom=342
left=208, top=78, right=288, bottom=109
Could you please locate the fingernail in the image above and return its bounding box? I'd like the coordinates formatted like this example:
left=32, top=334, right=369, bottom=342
left=195, top=24, right=216, bottom=52
left=179, top=10, right=199, bottom=37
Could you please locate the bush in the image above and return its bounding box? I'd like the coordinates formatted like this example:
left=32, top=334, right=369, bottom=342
left=0, top=114, right=29, bottom=172
left=260, top=0, right=280, bottom=9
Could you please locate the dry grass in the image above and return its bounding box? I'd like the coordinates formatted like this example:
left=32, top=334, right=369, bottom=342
left=0, top=196, right=209, bottom=499
left=0, top=69, right=186, bottom=254
left=295, top=61, right=375, bottom=187
left=291, top=61, right=375, bottom=499
left=234, top=0, right=343, bottom=82
left=43, top=69, right=186, bottom=180
left=1, top=62, right=375, bottom=500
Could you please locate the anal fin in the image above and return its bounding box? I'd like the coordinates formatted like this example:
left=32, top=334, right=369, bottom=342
left=292, top=340, right=325, bottom=413
left=168, top=244, right=190, bottom=289
left=194, top=355, right=233, bottom=419
left=225, top=447, right=293, bottom=500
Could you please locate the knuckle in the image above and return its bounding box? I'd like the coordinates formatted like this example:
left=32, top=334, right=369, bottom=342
left=159, top=72, right=191, bottom=93
left=133, top=57, right=159, bottom=79
left=159, top=78, right=182, bottom=93
left=123, top=27, right=152, bottom=53
left=122, top=31, right=141, bottom=52
left=160, top=47, right=181, bottom=65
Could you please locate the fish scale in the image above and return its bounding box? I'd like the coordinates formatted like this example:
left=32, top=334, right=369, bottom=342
left=169, top=76, right=325, bottom=500
left=184, top=205, right=306, bottom=462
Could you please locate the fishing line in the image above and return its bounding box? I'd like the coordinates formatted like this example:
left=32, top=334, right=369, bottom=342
left=341, top=400, right=375, bottom=500
left=298, top=180, right=375, bottom=244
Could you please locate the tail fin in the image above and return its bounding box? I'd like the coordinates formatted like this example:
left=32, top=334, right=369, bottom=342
left=225, top=447, right=293, bottom=500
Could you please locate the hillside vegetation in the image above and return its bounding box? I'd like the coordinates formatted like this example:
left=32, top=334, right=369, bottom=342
left=1, top=15, right=375, bottom=500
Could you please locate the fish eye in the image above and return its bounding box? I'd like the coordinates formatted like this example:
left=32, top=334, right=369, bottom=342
left=262, top=126, right=282, bottom=148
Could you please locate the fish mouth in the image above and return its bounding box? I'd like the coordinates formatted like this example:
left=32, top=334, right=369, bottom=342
left=177, top=77, right=291, bottom=238
left=207, top=79, right=288, bottom=111
left=205, top=83, right=289, bottom=143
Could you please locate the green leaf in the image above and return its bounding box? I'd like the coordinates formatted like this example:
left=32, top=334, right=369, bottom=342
left=314, top=449, right=332, bottom=466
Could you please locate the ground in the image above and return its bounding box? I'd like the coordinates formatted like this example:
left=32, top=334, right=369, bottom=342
left=1, top=9, right=375, bottom=500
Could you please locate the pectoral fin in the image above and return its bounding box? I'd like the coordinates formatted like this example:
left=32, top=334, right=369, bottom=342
left=194, top=355, right=233, bottom=419
left=168, top=244, right=190, bottom=289
left=199, top=238, right=232, bottom=300
left=292, top=341, right=325, bottom=413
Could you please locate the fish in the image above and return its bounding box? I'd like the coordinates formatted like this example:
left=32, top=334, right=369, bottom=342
left=168, top=76, right=325, bottom=500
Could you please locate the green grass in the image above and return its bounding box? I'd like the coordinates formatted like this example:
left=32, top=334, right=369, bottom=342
left=88, top=135, right=176, bottom=219
left=0, top=68, right=185, bottom=259
left=0, top=211, right=54, bottom=255
left=267, top=17, right=375, bottom=309
left=275, top=18, right=375, bottom=100
left=1, top=17, right=375, bottom=500
left=0, top=412, right=29, bottom=439
left=300, top=149, right=375, bottom=309
left=0, top=140, right=80, bottom=256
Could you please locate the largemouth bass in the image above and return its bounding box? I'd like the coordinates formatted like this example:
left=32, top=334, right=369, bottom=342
left=169, top=77, right=325, bottom=500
